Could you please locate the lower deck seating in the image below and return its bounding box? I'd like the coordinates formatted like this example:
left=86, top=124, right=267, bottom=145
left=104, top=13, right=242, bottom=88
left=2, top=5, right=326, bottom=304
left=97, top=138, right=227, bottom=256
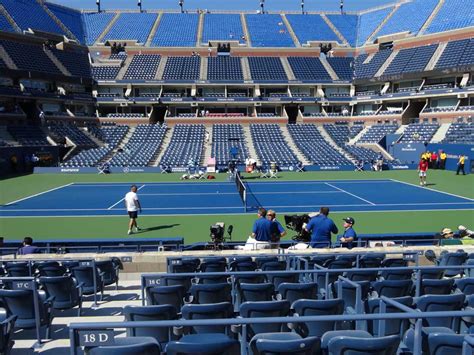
left=212, top=124, right=249, bottom=167
left=442, top=123, right=474, bottom=144
left=250, top=124, right=298, bottom=166
left=7, top=126, right=50, bottom=146
left=399, top=123, right=439, bottom=143
left=160, top=124, right=205, bottom=167
left=358, top=124, right=398, bottom=143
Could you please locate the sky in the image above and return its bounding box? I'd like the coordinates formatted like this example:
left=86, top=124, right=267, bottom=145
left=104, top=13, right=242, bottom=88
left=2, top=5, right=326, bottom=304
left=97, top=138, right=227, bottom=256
left=47, top=0, right=398, bottom=12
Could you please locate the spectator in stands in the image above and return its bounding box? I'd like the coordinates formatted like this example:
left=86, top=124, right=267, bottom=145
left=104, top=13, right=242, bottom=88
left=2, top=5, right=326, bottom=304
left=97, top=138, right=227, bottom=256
left=251, top=207, right=272, bottom=245
left=304, top=207, right=338, bottom=248
left=125, top=185, right=142, bottom=235
left=418, top=158, right=429, bottom=186
left=18, top=237, right=39, bottom=255
left=339, top=217, right=358, bottom=249
left=430, top=151, right=438, bottom=169
left=456, top=154, right=466, bottom=175
left=267, top=209, right=286, bottom=249
left=439, top=151, right=447, bottom=170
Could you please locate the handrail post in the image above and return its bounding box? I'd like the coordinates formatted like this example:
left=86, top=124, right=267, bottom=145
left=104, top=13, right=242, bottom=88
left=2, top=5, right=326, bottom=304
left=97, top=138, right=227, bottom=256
left=413, top=318, right=423, bottom=355
left=91, top=259, right=99, bottom=309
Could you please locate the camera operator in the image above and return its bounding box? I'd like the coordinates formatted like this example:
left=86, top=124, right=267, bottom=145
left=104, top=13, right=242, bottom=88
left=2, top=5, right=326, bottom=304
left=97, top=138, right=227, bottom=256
left=304, top=207, right=338, bottom=248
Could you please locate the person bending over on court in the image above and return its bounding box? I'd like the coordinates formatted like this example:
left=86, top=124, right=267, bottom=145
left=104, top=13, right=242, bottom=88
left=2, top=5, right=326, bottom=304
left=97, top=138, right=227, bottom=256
left=250, top=207, right=272, bottom=248
left=304, top=207, right=338, bottom=248
left=125, top=185, right=142, bottom=235
left=456, top=155, right=466, bottom=175
left=18, top=237, right=40, bottom=255
left=267, top=209, right=287, bottom=249
left=339, top=217, right=358, bottom=249
left=418, top=158, right=428, bottom=186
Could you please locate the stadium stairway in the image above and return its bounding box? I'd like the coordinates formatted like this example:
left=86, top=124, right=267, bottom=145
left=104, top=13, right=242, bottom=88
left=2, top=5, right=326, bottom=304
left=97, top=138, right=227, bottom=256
left=151, top=125, right=173, bottom=166
left=395, top=125, right=407, bottom=135
left=375, top=50, right=399, bottom=77
left=100, top=126, right=134, bottom=165
left=241, top=57, right=252, bottom=80
left=43, top=48, right=71, bottom=76
left=0, top=4, right=21, bottom=32
left=430, top=122, right=451, bottom=143
left=0, top=44, right=18, bottom=69
left=116, top=56, right=133, bottom=80
left=280, top=57, right=296, bottom=81
left=155, top=56, right=168, bottom=80
left=242, top=125, right=261, bottom=165
left=37, top=0, right=76, bottom=41
left=196, top=12, right=204, bottom=47
left=368, top=4, right=401, bottom=44
left=348, top=125, right=371, bottom=145
left=418, top=0, right=446, bottom=36
left=280, top=14, right=301, bottom=47
left=200, top=56, right=208, bottom=80
left=425, top=42, right=447, bottom=71
left=319, top=55, right=339, bottom=81
left=145, top=12, right=162, bottom=47
left=280, top=125, right=311, bottom=165
left=240, top=13, right=251, bottom=47
left=96, top=12, right=120, bottom=44
left=202, top=125, right=213, bottom=165
left=318, top=125, right=357, bottom=163
left=320, top=14, right=349, bottom=46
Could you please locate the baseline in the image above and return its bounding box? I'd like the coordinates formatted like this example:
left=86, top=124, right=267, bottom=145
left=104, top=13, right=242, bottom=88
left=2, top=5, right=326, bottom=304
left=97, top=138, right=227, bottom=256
left=389, top=179, right=474, bottom=202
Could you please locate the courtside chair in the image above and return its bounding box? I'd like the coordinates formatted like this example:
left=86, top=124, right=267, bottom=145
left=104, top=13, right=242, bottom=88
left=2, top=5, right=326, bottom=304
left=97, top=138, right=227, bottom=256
left=95, top=260, right=120, bottom=290
left=123, top=305, right=177, bottom=348
left=365, top=296, right=413, bottom=337
left=291, top=299, right=344, bottom=337
left=166, top=333, right=240, bottom=355
left=250, top=332, right=321, bottom=355
left=71, top=266, right=105, bottom=301
left=39, top=276, right=83, bottom=316
left=0, top=289, right=53, bottom=341
left=276, top=282, right=318, bottom=305
left=87, top=337, right=161, bottom=355
left=180, top=301, right=234, bottom=334
left=146, top=285, right=186, bottom=310
left=0, top=308, right=16, bottom=355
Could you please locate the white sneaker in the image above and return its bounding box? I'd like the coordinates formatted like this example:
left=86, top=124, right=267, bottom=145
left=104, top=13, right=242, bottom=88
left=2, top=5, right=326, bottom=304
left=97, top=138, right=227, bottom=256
left=135, top=227, right=141, bottom=232
left=127, top=230, right=133, bottom=235
left=420, top=182, right=423, bottom=186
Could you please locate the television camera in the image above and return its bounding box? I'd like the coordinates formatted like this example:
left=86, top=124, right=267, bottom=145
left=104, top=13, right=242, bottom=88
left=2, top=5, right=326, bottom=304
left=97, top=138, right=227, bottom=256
left=284, top=214, right=312, bottom=242
left=209, top=222, right=233, bottom=250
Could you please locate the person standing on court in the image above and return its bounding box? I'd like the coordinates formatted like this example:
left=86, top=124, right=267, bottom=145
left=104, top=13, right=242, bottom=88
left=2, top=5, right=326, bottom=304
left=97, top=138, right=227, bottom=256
left=304, top=207, right=338, bottom=248
left=439, top=151, right=447, bottom=170
left=456, top=155, right=466, bottom=175
left=267, top=209, right=287, bottom=249
left=418, top=158, right=428, bottom=186
left=339, top=217, right=358, bottom=249
left=125, top=185, right=142, bottom=235
left=251, top=207, right=272, bottom=247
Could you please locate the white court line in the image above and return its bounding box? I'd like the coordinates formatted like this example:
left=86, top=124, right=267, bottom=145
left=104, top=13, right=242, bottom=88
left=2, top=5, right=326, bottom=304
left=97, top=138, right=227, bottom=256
left=325, top=182, right=376, bottom=206
left=4, top=183, right=74, bottom=206
left=390, top=179, right=474, bottom=202
left=2, top=208, right=474, bottom=219
left=4, top=201, right=473, bottom=213
left=139, top=191, right=344, bottom=196
left=107, top=185, right=146, bottom=210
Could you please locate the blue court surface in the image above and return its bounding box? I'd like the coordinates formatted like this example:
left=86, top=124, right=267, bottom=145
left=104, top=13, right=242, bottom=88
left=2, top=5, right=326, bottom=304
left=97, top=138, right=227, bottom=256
left=1, top=179, right=473, bottom=218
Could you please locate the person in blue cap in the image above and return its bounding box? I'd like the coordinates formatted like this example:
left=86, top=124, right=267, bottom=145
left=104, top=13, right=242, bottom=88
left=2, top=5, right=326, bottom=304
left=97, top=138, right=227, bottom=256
left=339, top=217, right=358, bottom=249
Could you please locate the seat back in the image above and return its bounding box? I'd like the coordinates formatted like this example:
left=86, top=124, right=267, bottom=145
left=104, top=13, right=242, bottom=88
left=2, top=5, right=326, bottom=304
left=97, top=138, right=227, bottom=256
left=379, top=269, right=413, bottom=281
left=366, top=296, right=413, bottom=336
left=0, top=289, right=48, bottom=327
left=181, top=302, right=233, bottom=334
left=455, top=277, right=474, bottom=295
left=428, top=333, right=465, bottom=355
left=0, top=311, right=16, bottom=355
left=71, top=266, right=101, bottom=293
left=380, top=259, right=408, bottom=268
left=96, top=260, right=118, bottom=286
left=166, top=334, right=240, bottom=355
left=292, top=299, right=344, bottom=337
left=415, top=293, right=465, bottom=328
left=239, top=283, right=275, bottom=303
left=261, top=261, right=287, bottom=272
left=229, top=261, right=257, bottom=272
left=124, top=305, right=177, bottom=346
left=373, top=280, right=413, bottom=298
left=277, top=283, right=317, bottom=305
left=420, top=279, right=454, bottom=295
left=439, top=252, right=467, bottom=277
left=199, top=261, right=226, bottom=273
left=146, top=285, right=186, bottom=310
left=5, top=264, right=30, bottom=277
left=39, top=276, right=79, bottom=307
left=344, top=270, right=378, bottom=282
left=162, top=275, right=192, bottom=291
left=89, top=339, right=161, bottom=355
left=327, top=334, right=400, bottom=355
left=255, top=257, right=279, bottom=269
left=239, top=300, right=290, bottom=337
left=317, top=259, right=353, bottom=293
left=359, top=254, right=386, bottom=268
left=266, top=273, right=299, bottom=289
left=190, top=283, right=231, bottom=304
left=38, top=265, right=67, bottom=277
left=254, top=335, right=321, bottom=355
left=332, top=281, right=371, bottom=312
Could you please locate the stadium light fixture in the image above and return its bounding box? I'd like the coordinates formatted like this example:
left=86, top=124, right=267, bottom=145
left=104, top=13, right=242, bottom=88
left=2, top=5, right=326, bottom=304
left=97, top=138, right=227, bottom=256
left=138, top=0, right=142, bottom=13
left=260, top=0, right=265, bottom=14
left=301, top=0, right=305, bottom=14
left=96, top=0, right=101, bottom=13
left=179, top=0, right=184, bottom=13
left=340, top=0, right=344, bottom=14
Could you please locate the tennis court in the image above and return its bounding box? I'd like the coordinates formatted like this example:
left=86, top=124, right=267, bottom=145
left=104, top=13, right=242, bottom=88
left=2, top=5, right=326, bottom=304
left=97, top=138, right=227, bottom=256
left=1, top=178, right=473, bottom=218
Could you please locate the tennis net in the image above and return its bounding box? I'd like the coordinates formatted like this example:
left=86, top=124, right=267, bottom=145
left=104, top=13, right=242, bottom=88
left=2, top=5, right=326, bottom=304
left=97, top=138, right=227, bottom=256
left=235, top=172, right=247, bottom=212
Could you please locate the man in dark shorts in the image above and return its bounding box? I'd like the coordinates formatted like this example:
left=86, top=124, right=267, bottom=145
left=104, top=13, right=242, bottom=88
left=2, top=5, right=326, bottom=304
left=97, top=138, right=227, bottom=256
left=125, top=185, right=142, bottom=235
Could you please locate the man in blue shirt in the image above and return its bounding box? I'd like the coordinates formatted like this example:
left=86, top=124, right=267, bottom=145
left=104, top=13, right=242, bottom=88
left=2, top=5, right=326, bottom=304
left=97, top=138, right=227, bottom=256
left=267, top=209, right=287, bottom=248
left=339, top=217, right=358, bottom=249
left=252, top=207, right=272, bottom=242
left=18, top=237, right=40, bottom=255
left=304, top=207, right=338, bottom=248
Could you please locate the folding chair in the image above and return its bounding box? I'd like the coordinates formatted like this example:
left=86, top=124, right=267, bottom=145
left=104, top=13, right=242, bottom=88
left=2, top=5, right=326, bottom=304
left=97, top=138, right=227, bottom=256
left=160, top=165, right=170, bottom=174
left=296, top=163, right=305, bottom=173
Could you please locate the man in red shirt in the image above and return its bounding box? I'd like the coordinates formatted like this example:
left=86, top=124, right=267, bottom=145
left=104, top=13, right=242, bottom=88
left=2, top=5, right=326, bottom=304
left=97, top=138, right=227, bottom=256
left=418, top=158, right=429, bottom=186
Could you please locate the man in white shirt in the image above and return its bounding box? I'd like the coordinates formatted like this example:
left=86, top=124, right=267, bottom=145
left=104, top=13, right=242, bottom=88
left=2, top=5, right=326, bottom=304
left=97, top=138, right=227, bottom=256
left=124, top=185, right=142, bottom=235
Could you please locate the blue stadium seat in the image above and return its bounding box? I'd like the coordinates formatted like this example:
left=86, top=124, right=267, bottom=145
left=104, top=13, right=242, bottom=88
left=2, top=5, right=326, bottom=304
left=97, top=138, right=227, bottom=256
left=207, top=57, right=243, bottom=81
left=323, top=331, right=400, bottom=355
left=250, top=332, right=321, bottom=355
left=286, top=15, right=339, bottom=45
left=239, top=300, right=291, bottom=339
left=245, top=14, right=295, bottom=47
left=357, top=7, right=393, bottom=46
left=189, top=283, right=232, bottom=304
left=428, top=332, right=466, bottom=354
left=248, top=57, right=288, bottom=81
left=276, top=282, right=318, bottom=305
left=151, top=14, right=198, bottom=47
left=103, top=13, right=157, bottom=43
left=180, top=302, right=234, bottom=334
left=123, top=305, right=177, bottom=347
left=366, top=296, right=413, bottom=337
left=455, top=278, right=474, bottom=296
left=166, top=333, right=239, bottom=355
left=291, top=299, right=344, bottom=337
left=123, top=54, right=161, bottom=80
left=326, top=14, right=358, bottom=47
left=372, top=280, right=413, bottom=298
left=238, top=283, right=275, bottom=304
left=162, top=56, right=200, bottom=81
left=288, top=57, right=332, bottom=81
left=202, top=14, right=244, bottom=44
left=426, top=0, right=474, bottom=34
left=415, top=293, right=465, bottom=328
left=160, top=124, right=205, bottom=168
left=0, top=309, right=16, bottom=355
left=327, top=57, right=354, bottom=81
left=82, top=12, right=115, bottom=45
left=88, top=337, right=161, bottom=355
left=38, top=276, right=83, bottom=316
left=70, top=266, right=105, bottom=301
left=46, top=3, right=85, bottom=43
left=146, top=285, right=186, bottom=310
left=419, top=279, right=454, bottom=296
left=354, top=49, right=392, bottom=79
